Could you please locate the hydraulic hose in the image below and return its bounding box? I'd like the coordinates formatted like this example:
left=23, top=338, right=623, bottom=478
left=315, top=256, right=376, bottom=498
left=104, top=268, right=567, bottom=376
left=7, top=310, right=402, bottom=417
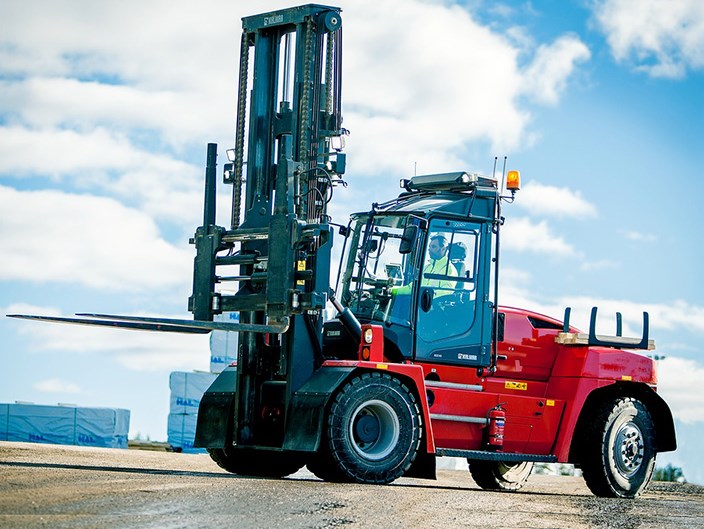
left=329, top=291, right=362, bottom=343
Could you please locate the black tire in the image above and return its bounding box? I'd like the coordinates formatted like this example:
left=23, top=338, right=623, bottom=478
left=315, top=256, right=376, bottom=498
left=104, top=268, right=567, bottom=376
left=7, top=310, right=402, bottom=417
left=468, top=460, right=534, bottom=491
left=581, top=397, right=656, bottom=498
left=208, top=447, right=305, bottom=478
left=323, top=372, right=422, bottom=484
left=306, top=450, right=353, bottom=483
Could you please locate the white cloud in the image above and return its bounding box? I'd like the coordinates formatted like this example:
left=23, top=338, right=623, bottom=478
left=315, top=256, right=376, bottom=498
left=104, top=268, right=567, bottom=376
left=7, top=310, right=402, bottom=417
left=522, top=35, right=592, bottom=105
left=501, top=217, right=576, bottom=256
left=500, top=266, right=534, bottom=287
left=0, top=0, right=241, bottom=90
left=0, top=126, right=203, bottom=226
left=0, top=126, right=188, bottom=176
left=34, top=378, right=82, bottom=394
left=0, top=77, right=230, bottom=148
left=660, top=342, right=698, bottom=353
left=0, top=185, right=192, bottom=291
left=649, top=300, right=704, bottom=334
left=622, top=230, right=657, bottom=243
left=658, top=357, right=704, bottom=423
left=593, top=0, right=704, bottom=78
left=517, top=181, right=597, bottom=218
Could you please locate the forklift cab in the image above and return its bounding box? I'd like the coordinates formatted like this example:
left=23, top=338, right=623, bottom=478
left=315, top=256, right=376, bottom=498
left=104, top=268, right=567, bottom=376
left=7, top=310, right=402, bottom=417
left=333, top=211, right=494, bottom=367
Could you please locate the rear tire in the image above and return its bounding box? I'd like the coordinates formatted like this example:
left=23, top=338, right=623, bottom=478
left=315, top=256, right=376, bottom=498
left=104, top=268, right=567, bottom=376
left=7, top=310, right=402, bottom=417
left=306, top=450, right=353, bottom=483
left=323, top=372, right=422, bottom=484
left=469, top=460, right=534, bottom=491
left=208, top=447, right=305, bottom=478
left=581, top=397, right=656, bottom=498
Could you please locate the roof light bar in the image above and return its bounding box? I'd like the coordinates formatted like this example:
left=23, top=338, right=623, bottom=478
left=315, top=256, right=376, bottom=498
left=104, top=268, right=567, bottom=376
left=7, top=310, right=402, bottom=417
left=401, top=172, right=496, bottom=192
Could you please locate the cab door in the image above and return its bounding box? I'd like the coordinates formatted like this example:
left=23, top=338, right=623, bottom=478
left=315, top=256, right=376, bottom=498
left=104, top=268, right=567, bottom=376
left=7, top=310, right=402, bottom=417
left=414, top=218, right=493, bottom=367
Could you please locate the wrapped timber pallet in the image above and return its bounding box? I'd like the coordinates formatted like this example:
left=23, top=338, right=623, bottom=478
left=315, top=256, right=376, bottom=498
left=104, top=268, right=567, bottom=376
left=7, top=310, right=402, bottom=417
left=0, top=402, right=130, bottom=449
left=167, top=371, right=217, bottom=453
left=209, top=312, right=239, bottom=373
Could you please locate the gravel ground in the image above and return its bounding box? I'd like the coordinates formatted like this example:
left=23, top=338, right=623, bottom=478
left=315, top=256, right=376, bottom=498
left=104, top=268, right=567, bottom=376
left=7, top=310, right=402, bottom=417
left=1, top=441, right=702, bottom=529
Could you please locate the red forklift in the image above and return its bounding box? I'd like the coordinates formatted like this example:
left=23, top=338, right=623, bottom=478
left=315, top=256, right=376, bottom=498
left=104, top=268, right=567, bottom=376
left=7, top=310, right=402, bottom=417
left=10, top=4, right=676, bottom=498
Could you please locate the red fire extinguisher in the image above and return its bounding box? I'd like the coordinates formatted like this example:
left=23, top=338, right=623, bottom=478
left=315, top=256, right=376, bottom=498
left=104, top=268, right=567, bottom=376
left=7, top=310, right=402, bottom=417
left=486, top=404, right=506, bottom=451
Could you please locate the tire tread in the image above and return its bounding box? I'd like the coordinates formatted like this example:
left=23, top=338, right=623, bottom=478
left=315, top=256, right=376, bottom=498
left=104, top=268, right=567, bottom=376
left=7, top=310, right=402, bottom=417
left=207, top=447, right=305, bottom=478
left=581, top=397, right=655, bottom=498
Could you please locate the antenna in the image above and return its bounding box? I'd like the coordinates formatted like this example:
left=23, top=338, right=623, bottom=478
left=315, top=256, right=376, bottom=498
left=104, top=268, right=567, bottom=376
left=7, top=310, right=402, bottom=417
left=499, top=156, right=508, bottom=194
left=492, top=156, right=498, bottom=180
left=414, top=161, right=417, bottom=176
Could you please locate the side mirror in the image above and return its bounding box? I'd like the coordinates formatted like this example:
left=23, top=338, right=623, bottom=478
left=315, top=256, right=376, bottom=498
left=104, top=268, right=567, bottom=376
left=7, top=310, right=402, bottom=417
left=399, top=225, right=419, bottom=254
left=364, top=238, right=379, bottom=254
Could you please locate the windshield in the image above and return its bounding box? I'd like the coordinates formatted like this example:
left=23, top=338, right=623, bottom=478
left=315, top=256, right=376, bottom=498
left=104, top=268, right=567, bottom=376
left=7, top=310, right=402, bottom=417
left=338, top=214, right=421, bottom=326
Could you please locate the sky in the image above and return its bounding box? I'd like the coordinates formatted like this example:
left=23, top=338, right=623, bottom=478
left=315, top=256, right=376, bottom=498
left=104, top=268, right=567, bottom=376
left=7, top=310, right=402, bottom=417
left=1, top=0, right=703, bottom=483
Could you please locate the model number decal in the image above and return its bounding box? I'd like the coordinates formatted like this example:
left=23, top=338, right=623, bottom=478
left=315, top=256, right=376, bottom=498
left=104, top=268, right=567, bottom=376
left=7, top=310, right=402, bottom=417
left=505, top=381, right=527, bottom=391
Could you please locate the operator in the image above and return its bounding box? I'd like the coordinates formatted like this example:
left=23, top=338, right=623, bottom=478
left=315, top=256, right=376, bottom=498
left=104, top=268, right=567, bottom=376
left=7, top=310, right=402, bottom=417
left=389, top=233, right=457, bottom=321
left=422, top=234, right=457, bottom=297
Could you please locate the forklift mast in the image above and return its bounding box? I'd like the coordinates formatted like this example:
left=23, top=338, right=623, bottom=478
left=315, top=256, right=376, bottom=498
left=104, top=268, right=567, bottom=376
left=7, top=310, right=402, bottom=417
left=189, top=5, right=347, bottom=447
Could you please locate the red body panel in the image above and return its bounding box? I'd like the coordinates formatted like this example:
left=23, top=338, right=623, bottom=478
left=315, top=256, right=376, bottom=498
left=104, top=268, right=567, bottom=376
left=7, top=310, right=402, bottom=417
left=331, top=306, right=660, bottom=462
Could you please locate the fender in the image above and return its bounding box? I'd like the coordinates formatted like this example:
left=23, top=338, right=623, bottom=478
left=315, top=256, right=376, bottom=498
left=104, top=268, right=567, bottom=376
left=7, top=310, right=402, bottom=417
left=563, top=381, right=677, bottom=463
left=282, top=366, right=355, bottom=452
left=193, top=365, right=238, bottom=449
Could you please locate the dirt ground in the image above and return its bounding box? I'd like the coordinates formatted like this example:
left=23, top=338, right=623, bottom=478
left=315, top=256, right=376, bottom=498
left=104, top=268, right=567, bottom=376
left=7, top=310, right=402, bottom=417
left=1, top=441, right=702, bottom=529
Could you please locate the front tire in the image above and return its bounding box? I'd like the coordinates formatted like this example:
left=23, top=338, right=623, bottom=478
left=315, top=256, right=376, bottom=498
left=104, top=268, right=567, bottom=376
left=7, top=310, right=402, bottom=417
left=323, top=372, right=422, bottom=484
left=469, top=461, right=534, bottom=491
left=581, top=397, right=656, bottom=498
left=208, top=447, right=305, bottom=478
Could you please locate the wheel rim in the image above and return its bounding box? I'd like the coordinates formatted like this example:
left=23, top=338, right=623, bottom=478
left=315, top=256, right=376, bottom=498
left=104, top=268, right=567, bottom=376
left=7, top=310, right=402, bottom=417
left=497, top=461, right=532, bottom=482
left=614, top=421, right=644, bottom=477
left=349, top=399, right=400, bottom=461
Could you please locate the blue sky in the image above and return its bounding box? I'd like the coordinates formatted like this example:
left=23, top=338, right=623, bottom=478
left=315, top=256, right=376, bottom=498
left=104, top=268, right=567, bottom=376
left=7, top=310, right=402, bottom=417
left=1, top=0, right=703, bottom=483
